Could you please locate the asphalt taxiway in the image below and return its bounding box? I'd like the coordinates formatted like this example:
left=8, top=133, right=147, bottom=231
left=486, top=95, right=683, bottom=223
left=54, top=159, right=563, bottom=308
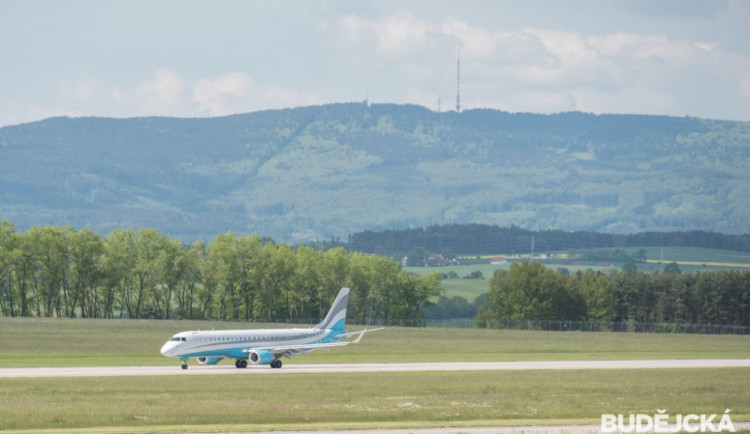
left=1, top=359, right=748, bottom=378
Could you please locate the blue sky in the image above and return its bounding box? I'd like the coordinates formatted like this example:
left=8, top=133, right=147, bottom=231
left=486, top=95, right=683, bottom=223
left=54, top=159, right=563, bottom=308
left=1, top=0, right=749, bottom=127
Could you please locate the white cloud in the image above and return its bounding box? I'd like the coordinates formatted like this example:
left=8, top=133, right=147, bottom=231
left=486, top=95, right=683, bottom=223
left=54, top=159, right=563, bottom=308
left=2, top=3, right=749, bottom=126
left=192, top=73, right=254, bottom=116
left=440, top=23, right=748, bottom=119
left=1, top=71, right=191, bottom=126
left=440, top=19, right=497, bottom=58
left=742, top=73, right=750, bottom=99
left=191, top=73, right=323, bottom=115
left=340, top=14, right=369, bottom=42
left=65, top=78, right=97, bottom=100
left=588, top=32, right=701, bottom=65
left=338, top=12, right=432, bottom=56
left=376, top=12, right=431, bottom=55
left=505, top=28, right=619, bottom=88
left=112, top=69, right=188, bottom=116
left=259, top=86, right=322, bottom=109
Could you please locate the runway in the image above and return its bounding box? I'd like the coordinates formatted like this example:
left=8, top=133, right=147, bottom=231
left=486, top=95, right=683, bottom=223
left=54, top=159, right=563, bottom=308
left=1, top=359, right=749, bottom=378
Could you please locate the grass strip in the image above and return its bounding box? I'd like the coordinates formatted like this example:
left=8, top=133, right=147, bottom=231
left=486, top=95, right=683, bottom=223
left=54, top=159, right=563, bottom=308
left=0, top=419, right=602, bottom=434
left=1, top=368, right=747, bottom=431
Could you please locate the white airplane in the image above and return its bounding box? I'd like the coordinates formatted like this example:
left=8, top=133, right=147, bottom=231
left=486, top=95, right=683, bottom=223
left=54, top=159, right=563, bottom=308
left=160, top=287, right=382, bottom=369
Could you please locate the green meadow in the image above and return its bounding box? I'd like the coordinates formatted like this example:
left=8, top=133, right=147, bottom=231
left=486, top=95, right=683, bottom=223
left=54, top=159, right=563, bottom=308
left=2, top=317, right=750, bottom=368
left=1, top=369, right=748, bottom=432
left=406, top=246, right=750, bottom=301
left=405, top=263, right=501, bottom=300
left=0, top=318, right=748, bottom=432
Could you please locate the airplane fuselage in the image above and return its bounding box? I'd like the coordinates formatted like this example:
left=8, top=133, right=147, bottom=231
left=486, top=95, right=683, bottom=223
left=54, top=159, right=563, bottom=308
left=160, top=327, right=340, bottom=361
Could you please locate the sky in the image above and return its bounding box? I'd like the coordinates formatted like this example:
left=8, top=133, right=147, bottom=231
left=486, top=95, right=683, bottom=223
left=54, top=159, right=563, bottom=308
left=1, top=0, right=749, bottom=127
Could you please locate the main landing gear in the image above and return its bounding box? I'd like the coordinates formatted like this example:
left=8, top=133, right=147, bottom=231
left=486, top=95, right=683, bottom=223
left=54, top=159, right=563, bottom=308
left=229, top=359, right=283, bottom=369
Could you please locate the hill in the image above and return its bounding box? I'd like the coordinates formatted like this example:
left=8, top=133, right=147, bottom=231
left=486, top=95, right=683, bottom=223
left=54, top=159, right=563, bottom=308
left=1, top=103, right=748, bottom=242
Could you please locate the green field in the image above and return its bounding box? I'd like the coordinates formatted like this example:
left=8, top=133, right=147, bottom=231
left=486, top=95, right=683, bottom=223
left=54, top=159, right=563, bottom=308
left=406, top=246, right=750, bottom=300
left=405, top=263, right=501, bottom=300
left=1, top=318, right=748, bottom=432
left=626, top=246, right=750, bottom=268
left=3, top=317, right=750, bottom=368
left=1, top=369, right=748, bottom=432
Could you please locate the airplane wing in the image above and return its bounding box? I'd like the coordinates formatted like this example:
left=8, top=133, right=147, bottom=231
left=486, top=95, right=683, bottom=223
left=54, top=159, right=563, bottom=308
left=243, top=342, right=349, bottom=360
left=242, top=328, right=385, bottom=359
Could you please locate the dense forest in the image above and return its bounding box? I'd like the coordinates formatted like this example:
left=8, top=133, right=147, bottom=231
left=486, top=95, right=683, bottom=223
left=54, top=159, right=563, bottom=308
left=1, top=103, right=749, bottom=242
left=343, top=224, right=750, bottom=257
left=0, top=221, right=441, bottom=324
left=475, top=261, right=749, bottom=328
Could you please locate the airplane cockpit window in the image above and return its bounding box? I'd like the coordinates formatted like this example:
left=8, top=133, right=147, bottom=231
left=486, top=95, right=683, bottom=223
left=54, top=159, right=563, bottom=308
left=169, top=337, right=181, bottom=342
left=181, top=337, right=187, bottom=341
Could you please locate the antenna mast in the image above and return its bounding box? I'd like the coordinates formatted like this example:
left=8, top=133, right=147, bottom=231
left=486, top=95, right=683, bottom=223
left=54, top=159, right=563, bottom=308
left=455, top=51, right=461, bottom=112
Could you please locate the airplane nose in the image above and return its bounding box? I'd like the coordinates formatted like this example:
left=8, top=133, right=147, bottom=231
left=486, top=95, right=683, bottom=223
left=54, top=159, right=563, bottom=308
left=160, top=342, right=173, bottom=356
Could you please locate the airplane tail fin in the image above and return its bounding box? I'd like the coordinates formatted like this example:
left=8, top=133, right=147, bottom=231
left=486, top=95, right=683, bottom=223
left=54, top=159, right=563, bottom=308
left=316, top=287, right=349, bottom=332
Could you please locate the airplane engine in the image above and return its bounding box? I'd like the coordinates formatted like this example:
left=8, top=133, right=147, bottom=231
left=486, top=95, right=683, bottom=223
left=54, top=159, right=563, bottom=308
left=196, top=356, right=224, bottom=365
left=247, top=349, right=274, bottom=365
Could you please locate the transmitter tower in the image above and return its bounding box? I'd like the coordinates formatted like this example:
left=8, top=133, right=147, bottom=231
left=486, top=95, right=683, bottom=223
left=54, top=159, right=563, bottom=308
left=456, top=51, right=461, bottom=113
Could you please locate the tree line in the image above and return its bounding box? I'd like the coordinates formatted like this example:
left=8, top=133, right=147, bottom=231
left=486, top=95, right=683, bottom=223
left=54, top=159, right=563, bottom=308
left=477, top=261, right=749, bottom=327
left=0, top=221, right=442, bottom=324
left=2, top=221, right=747, bottom=327
left=342, top=224, right=750, bottom=257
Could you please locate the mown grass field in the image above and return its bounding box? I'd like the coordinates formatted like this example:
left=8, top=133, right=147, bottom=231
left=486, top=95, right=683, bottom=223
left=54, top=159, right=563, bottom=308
left=1, top=318, right=748, bottom=432
left=1, top=369, right=748, bottom=432
left=2, top=317, right=750, bottom=368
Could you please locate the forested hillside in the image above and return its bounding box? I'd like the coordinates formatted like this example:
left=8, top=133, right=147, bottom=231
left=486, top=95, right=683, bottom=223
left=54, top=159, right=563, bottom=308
left=1, top=103, right=748, bottom=242
left=345, top=224, right=750, bottom=257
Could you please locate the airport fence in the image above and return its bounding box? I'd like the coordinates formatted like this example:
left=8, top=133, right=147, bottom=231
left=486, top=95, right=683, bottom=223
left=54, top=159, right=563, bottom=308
left=349, top=318, right=750, bottom=335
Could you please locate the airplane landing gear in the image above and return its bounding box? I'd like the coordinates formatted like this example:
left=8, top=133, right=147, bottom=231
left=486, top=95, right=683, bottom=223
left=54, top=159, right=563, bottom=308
left=181, top=357, right=189, bottom=370
left=235, top=359, right=248, bottom=369
left=271, top=360, right=282, bottom=369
